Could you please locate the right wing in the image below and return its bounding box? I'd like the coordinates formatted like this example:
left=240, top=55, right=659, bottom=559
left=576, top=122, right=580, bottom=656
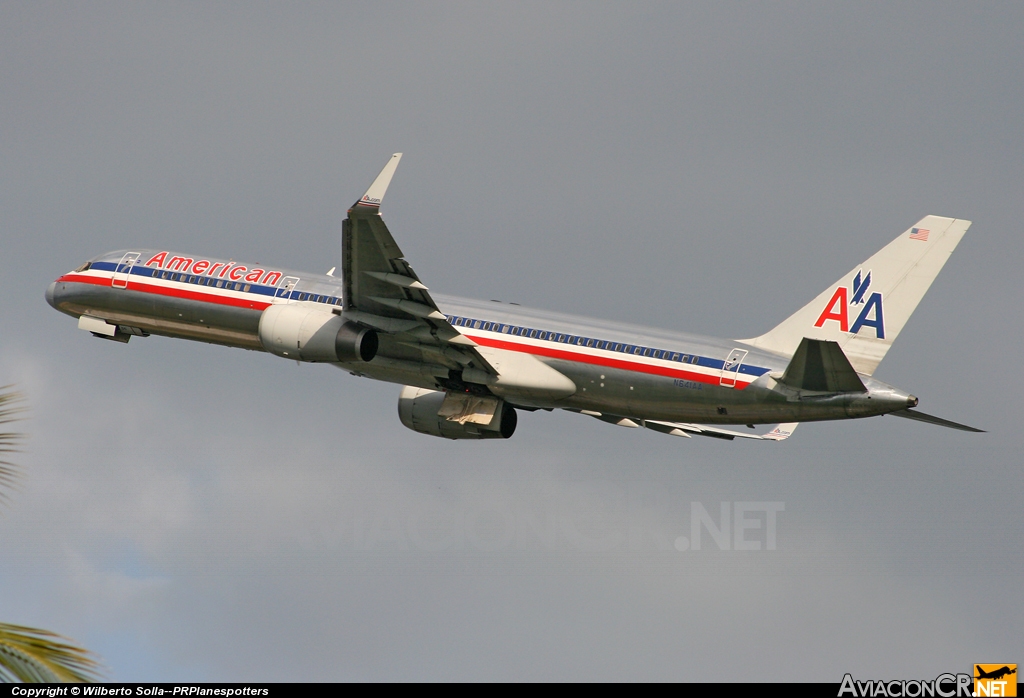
left=341, top=154, right=497, bottom=382
left=570, top=409, right=799, bottom=442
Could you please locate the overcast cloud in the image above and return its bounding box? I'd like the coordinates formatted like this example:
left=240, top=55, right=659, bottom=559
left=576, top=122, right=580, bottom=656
left=0, top=1, right=1021, bottom=681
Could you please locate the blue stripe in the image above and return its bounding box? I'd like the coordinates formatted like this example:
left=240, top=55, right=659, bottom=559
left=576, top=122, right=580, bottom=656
left=92, top=262, right=345, bottom=306
left=447, top=315, right=770, bottom=378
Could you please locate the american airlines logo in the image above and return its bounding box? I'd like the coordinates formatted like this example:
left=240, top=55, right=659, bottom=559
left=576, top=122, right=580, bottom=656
left=814, top=269, right=885, bottom=339
left=143, top=251, right=283, bottom=287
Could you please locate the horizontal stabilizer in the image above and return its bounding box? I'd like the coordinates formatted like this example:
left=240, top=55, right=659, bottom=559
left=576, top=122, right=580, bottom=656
left=888, top=409, right=985, bottom=432
left=779, top=338, right=866, bottom=393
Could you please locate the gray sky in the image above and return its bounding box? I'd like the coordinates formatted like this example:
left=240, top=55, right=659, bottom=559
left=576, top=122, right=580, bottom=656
left=1, top=1, right=1021, bottom=681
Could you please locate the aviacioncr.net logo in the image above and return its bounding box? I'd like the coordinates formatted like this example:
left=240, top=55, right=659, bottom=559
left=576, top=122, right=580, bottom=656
left=838, top=673, right=973, bottom=697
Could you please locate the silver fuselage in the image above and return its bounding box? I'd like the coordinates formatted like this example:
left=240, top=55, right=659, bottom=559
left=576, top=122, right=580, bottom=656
left=47, top=249, right=915, bottom=425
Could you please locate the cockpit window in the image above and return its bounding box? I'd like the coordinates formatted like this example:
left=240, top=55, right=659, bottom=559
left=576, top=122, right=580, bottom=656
left=74, top=262, right=92, bottom=272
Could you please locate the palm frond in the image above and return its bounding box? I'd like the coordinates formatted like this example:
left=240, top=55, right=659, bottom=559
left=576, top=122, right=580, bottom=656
left=0, top=386, right=27, bottom=503
left=0, top=623, right=103, bottom=683
left=0, top=388, right=105, bottom=682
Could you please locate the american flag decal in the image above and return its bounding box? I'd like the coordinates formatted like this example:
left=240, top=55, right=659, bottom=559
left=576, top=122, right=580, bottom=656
left=909, top=227, right=930, bottom=241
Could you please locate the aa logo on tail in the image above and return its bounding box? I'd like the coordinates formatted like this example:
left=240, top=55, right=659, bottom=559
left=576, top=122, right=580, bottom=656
left=814, top=269, right=885, bottom=339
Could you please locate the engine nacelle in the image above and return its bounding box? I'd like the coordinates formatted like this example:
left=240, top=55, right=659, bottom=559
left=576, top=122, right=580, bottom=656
left=398, top=386, right=517, bottom=440
left=258, top=303, right=377, bottom=363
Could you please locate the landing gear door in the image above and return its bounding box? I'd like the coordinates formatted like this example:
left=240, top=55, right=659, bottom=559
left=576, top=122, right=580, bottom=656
left=720, top=348, right=748, bottom=388
left=112, top=252, right=141, bottom=289
left=275, top=276, right=300, bottom=302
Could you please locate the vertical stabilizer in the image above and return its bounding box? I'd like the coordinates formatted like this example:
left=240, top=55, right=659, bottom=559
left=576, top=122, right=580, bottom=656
left=742, top=216, right=970, bottom=375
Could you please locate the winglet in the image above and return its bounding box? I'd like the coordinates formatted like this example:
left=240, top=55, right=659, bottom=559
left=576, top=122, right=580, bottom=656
left=353, top=153, right=403, bottom=210
left=762, top=423, right=799, bottom=441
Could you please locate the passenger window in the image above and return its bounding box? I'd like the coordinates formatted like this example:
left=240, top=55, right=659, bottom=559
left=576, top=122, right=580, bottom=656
left=244, top=284, right=251, bottom=292
left=216, top=280, right=224, bottom=288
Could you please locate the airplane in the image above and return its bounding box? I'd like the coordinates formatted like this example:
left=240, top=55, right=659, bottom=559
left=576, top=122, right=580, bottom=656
left=46, top=153, right=983, bottom=441
left=975, top=666, right=1016, bottom=681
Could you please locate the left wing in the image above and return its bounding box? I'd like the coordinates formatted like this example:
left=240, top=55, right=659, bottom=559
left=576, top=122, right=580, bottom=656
left=570, top=409, right=798, bottom=442
left=341, top=154, right=496, bottom=381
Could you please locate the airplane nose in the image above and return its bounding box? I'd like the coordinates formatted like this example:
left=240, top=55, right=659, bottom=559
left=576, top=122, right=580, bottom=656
left=45, top=281, right=58, bottom=309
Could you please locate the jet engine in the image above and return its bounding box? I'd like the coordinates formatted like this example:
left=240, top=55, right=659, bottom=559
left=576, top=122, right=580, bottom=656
left=258, top=303, right=377, bottom=362
left=398, top=386, right=517, bottom=439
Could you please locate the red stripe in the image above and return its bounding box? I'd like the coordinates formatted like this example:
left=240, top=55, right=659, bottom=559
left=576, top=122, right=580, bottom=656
left=57, top=273, right=272, bottom=311
left=465, top=334, right=750, bottom=389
